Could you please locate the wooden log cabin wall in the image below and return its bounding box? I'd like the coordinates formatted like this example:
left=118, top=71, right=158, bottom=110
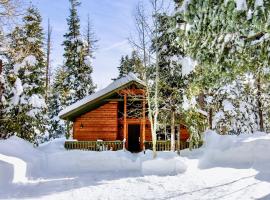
left=73, top=102, right=118, bottom=141
left=59, top=73, right=189, bottom=152
left=72, top=86, right=152, bottom=151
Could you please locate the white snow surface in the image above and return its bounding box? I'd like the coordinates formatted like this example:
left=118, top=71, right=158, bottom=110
left=177, top=0, right=191, bottom=13
left=22, top=55, right=38, bottom=66
left=182, top=95, right=196, bottom=111
left=84, top=55, right=92, bottom=67
left=222, top=99, right=235, bottom=112
left=11, top=78, right=23, bottom=106
left=255, top=0, right=264, bottom=7
left=180, top=56, right=197, bottom=76
left=213, top=111, right=225, bottom=127
left=29, top=94, right=46, bottom=108
left=13, top=55, right=38, bottom=75
left=59, top=73, right=145, bottom=118
left=235, top=0, right=247, bottom=11
left=0, top=132, right=270, bottom=199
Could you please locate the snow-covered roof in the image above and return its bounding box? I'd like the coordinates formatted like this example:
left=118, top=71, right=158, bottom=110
left=59, top=73, right=145, bottom=120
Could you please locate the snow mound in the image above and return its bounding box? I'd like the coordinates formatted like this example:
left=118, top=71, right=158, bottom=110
left=47, top=150, right=141, bottom=174
left=0, top=136, right=186, bottom=188
left=45, top=148, right=186, bottom=176
left=0, top=136, right=44, bottom=186
left=199, top=130, right=270, bottom=172
left=38, top=137, right=67, bottom=153
left=142, top=157, right=187, bottom=176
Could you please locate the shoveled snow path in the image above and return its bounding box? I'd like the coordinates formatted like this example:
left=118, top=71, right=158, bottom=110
left=9, top=158, right=269, bottom=200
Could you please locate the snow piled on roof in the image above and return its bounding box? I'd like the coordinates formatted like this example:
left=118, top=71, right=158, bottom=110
left=59, top=73, right=145, bottom=118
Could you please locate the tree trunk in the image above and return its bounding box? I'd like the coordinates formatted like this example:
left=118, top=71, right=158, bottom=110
left=177, top=126, right=181, bottom=155
left=170, top=110, right=175, bottom=151
left=257, top=73, right=264, bottom=132
left=152, top=114, right=157, bottom=158
left=45, top=19, right=52, bottom=102
left=0, top=59, right=3, bottom=101
left=209, top=107, right=213, bottom=129
left=151, top=0, right=160, bottom=159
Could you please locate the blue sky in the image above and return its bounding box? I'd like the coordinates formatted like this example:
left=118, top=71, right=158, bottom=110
left=30, top=0, right=142, bottom=89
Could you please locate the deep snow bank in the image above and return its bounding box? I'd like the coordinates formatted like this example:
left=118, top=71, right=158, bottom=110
left=46, top=150, right=187, bottom=176
left=39, top=139, right=187, bottom=175
left=200, top=130, right=270, bottom=171
left=142, top=156, right=187, bottom=176
left=0, top=136, right=45, bottom=186
left=0, top=136, right=186, bottom=186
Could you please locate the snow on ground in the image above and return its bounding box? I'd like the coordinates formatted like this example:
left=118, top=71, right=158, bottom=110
left=0, top=132, right=270, bottom=200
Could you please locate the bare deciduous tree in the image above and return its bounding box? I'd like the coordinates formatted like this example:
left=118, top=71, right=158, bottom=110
left=84, top=14, right=98, bottom=55
left=129, top=0, right=169, bottom=158
left=45, top=18, right=52, bottom=102
left=0, top=0, right=24, bottom=26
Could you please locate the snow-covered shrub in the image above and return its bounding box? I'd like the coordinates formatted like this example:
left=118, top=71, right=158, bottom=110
left=210, top=78, right=260, bottom=135
left=182, top=94, right=207, bottom=149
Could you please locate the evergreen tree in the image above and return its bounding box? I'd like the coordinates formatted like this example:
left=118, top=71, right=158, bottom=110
left=48, top=0, right=96, bottom=138
left=210, top=78, right=259, bottom=135
left=5, top=7, right=48, bottom=144
left=0, top=59, right=14, bottom=139
left=115, top=50, right=143, bottom=80
left=85, top=14, right=98, bottom=57
left=173, top=0, right=270, bottom=135
left=48, top=66, right=67, bottom=139
left=154, top=13, right=185, bottom=151
left=0, top=38, right=14, bottom=139
left=62, top=0, right=96, bottom=106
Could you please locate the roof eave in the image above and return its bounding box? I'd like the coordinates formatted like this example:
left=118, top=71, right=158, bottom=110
left=59, top=80, right=145, bottom=121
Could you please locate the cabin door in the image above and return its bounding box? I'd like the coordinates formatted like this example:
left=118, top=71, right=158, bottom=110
left=128, top=124, right=140, bottom=152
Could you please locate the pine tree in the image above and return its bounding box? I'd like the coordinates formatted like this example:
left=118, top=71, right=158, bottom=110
left=48, top=66, right=67, bottom=139
left=62, top=0, right=96, bottom=106
left=154, top=13, right=185, bottom=151
left=5, top=7, right=48, bottom=144
left=114, top=50, right=143, bottom=80
left=85, top=14, right=98, bottom=57
left=48, top=0, right=96, bottom=138
left=0, top=36, right=14, bottom=139
left=173, top=0, right=270, bottom=135
left=210, top=78, right=259, bottom=135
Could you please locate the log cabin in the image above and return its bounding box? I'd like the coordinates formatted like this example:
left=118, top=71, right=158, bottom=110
left=59, top=73, right=190, bottom=152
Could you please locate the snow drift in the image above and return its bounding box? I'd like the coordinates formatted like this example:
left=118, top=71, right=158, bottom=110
left=199, top=130, right=270, bottom=172
left=0, top=136, right=45, bottom=186
left=0, top=136, right=187, bottom=188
